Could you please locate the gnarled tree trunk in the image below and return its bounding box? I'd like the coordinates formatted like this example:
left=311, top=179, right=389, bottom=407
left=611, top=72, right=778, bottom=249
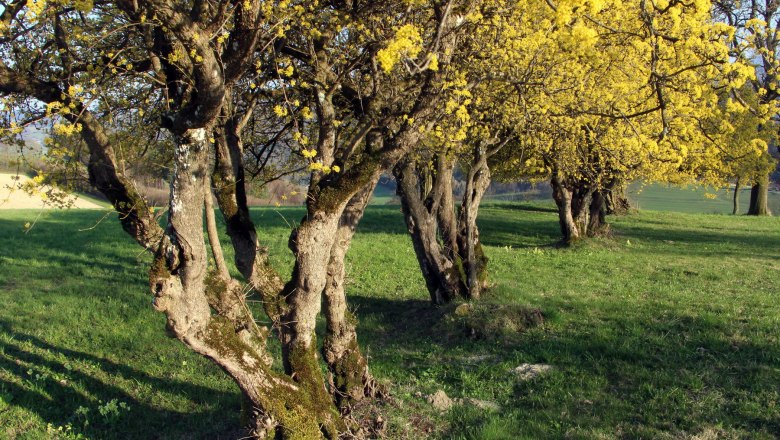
left=747, top=175, right=771, bottom=216
left=605, top=180, right=632, bottom=215
left=572, top=186, right=593, bottom=239
left=151, top=128, right=343, bottom=439
left=395, top=157, right=467, bottom=304
left=456, top=146, right=491, bottom=299
left=323, top=176, right=382, bottom=408
left=551, top=174, right=595, bottom=244
left=436, top=157, right=459, bottom=262
left=551, top=175, right=581, bottom=243
left=398, top=141, right=503, bottom=304
left=588, top=190, right=608, bottom=235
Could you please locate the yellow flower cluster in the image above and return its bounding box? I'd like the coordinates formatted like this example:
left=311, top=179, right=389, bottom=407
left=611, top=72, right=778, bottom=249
left=308, top=162, right=341, bottom=174
left=376, top=24, right=423, bottom=73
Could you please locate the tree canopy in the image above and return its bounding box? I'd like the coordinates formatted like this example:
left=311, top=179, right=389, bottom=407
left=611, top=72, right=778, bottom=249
left=0, top=0, right=773, bottom=437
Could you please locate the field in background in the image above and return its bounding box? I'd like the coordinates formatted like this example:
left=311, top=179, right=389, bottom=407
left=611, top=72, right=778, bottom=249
left=627, top=183, right=780, bottom=215
left=1, top=202, right=779, bottom=439
left=482, top=181, right=780, bottom=216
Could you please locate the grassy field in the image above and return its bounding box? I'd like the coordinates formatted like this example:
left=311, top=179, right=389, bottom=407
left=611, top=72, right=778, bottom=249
left=482, top=182, right=780, bottom=216
left=0, top=203, right=779, bottom=439
left=627, top=183, right=780, bottom=215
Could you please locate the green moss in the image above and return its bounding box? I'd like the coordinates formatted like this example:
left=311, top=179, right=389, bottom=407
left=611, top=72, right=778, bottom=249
left=286, top=340, right=344, bottom=438
left=331, top=338, right=367, bottom=407
left=202, top=316, right=267, bottom=373
left=474, top=241, right=489, bottom=286
left=200, top=314, right=345, bottom=438
left=453, top=254, right=467, bottom=286
left=314, top=159, right=379, bottom=215
left=257, top=272, right=287, bottom=322
left=202, top=318, right=342, bottom=439
left=203, top=270, right=227, bottom=307
left=212, top=170, right=239, bottom=218
left=149, top=253, right=171, bottom=283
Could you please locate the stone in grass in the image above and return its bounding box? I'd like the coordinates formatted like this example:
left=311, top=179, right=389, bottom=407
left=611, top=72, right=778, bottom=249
left=461, top=398, right=500, bottom=411
left=426, top=391, right=500, bottom=412
left=426, top=390, right=453, bottom=411
left=513, top=363, right=553, bottom=381
left=454, top=303, right=472, bottom=316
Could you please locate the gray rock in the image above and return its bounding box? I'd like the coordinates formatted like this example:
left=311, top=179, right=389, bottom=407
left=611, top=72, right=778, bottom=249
left=513, top=363, right=553, bottom=381
left=463, top=398, right=500, bottom=411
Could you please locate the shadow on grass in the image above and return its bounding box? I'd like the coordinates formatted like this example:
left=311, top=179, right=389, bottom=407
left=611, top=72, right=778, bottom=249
left=0, top=214, right=242, bottom=439
left=478, top=216, right=561, bottom=249
left=482, top=202, right=558, bottom=213
left=615, top=221, right=780, bottom=258
left=0, top=326, right=241, bottom=439
left=349, top=294, right=780, bottom=438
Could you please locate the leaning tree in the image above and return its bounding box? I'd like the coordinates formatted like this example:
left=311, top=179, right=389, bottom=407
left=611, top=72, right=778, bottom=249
left=0, top=0, right=481, bottom=437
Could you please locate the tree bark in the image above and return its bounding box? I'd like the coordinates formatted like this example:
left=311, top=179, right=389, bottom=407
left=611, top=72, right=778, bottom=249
left=148, top=128, right=342, bottom=439
left=733, top=177, right=741, bottom=215
left=605, top=180, right=632, bottom=215
left=551, top=173, right=598, bottom=244
left=435, top=156, right=459, bottom=261
left=212, top=107, right=287, bottom=323
left=278, top=208, right=347, bottom=437
left=322, top=176, right=382, bottom=408
left=588, top=190, right=608, bottom=234
left=571, top=186, right=593, bottom=237
left=747, top=175, right=771, bottom=216
left=551, top=175, right=581, bottom=244
left=456, top=147, right=491, bottom=299
left=395, top=158, right=466, bottom=304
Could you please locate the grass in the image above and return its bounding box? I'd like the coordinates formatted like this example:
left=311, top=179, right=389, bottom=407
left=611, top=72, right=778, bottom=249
left=627, top=182, right=780, bottom=215
left=0, top=202, right=779, bottom=439
left=482, top=181, right=780, bottom=216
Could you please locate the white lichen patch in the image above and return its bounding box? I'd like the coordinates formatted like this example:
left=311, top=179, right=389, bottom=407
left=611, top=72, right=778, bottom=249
left=189, top=127, right=207, bottom=143
left=242, top=351, right=258, bottom=368
left=171, top=197, right=184, bottom=213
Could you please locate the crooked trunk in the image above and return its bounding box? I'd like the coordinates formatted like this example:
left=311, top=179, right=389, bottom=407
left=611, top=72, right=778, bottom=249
left=456, top=149, right=491, bottom=300
left=587, top=190, right=608, bottom=235
left=436, top=157, right=459, bottom=262
left=148, top=128, right=343, bottom=439
left=605, top=181, right=631, bottom=215
left=395, top=159, right=466, bottom=304
left=747, top=176, right=770, bottom=216
left=280, top=209, right=347, bottom=438
left=551, top=176, right=580, bottom=244
left=323, top=177, right=382, bottom=407
left=572, top=186, right=593, bottom=237
left=213, top=119, right=287, bottom=323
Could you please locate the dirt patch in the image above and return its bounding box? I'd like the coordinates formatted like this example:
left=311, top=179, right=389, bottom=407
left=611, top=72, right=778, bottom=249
left=426, top=390, right=453, bottom=411
left=449, top=302, right=544, bottom=342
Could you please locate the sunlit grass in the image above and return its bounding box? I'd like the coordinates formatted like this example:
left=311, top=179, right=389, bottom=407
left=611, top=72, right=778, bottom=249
left=0, top=203, right=778, bottom=438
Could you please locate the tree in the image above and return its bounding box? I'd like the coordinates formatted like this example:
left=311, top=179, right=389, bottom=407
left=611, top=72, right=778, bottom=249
left=714, top=0, right=780, bottom=215
left=1, top=0, right=483, bottom=436
left=394, top=0, right=746, bottom=306
left=694, top=86, right=778, bottom=215
left=485, top=0, right=747, bottom=244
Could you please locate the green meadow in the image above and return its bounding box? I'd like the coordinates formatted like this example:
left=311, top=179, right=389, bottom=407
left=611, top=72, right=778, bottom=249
left=1, top=192, right=779, bottom=439
left=627, top=183, right=780, bottom=215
